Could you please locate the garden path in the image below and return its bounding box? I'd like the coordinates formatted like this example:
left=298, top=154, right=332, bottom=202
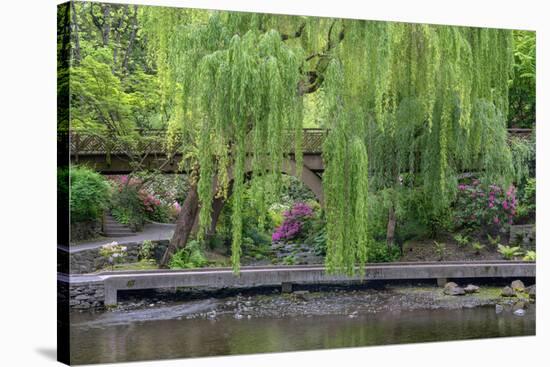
left=64, top=223, right=175, bottom=253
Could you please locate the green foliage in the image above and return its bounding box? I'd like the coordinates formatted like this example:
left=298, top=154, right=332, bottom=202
left=433, top=241, right=446, bottom=261
left=110, top=184, right=146, bottom=230
left=282, top=255, right=297, bottom=265
left=471, top=241, right=485, bottom=255
left=523, top=250, right=536, bottom=261
left=487, top=234, right=501, bottom=247
left=70, top=166, right=111, bottom=223
left=169, top=240, right=208, bottom=269
left=497, top=244, right=523, bottom=260
left=510, top=135, right=536, bottom=184
left=365, top=241, right=401, bottom=263
left=139, top=240, right=156, bottom=260
left=140, top=8, right=517, bottom=274
left=508, top=31, right=536, bottom=128
left=453, top=234, right=470, bottom=248
left=515, top=177, right=536, bottom=222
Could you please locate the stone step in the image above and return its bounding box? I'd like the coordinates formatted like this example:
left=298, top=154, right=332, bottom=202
left=103, top=226, right=133, bottom=232
left=104, top=230, right=134, bottom=236
left=103, top=224, right=130, bottom=230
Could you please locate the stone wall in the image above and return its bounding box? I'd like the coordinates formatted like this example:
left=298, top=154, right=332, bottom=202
left=69, top=239, right=169, bottom=274
left=70, top=281, right=105, bottom=309
left=70, top=220, right=102, bottom=242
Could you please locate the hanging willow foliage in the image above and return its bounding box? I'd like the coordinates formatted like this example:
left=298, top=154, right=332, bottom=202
left=143, top=8, right=515, bottom=275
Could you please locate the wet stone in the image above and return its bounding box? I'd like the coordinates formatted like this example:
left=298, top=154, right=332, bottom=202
left=528, top=285, right=536, bottom=299
left=444, top=286, right=465, bottom=296
left=511, top=280, right=525, bottom=292
left=501, top=286, right=516, bottom=297
left=513, top=309, right=526, bottom=317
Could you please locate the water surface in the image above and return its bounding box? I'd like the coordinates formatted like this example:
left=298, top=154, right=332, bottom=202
left=70, top=303, right=535, bottom=364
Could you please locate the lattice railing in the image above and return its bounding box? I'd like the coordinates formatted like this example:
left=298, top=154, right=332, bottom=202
left=68, top=128, right=329, bottom=157
left=67, top=127, right=531, bottom=157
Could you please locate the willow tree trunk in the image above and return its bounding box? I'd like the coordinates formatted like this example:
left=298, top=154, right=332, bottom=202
left=160, top=184, right=199, bottom=267
left=386, top=204, right=396, bottom=248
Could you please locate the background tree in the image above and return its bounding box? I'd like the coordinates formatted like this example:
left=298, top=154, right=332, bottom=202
left=508, top=30, right=536, bottom=128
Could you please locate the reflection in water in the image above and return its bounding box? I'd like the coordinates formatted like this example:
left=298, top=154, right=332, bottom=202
left=70, top=305, right=535, bottom=365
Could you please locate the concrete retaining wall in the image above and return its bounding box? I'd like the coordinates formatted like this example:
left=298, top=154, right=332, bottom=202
left=59, top=261, right=536, bottom=308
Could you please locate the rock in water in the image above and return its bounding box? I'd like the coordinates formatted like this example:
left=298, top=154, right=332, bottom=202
left=495, top=304, right=504, bottom=314
left=464, top=284, right=480, bottom=294
left=528, top=285, right=536, bottom=299
left=513, top=309, right=526, bottom=317
left=293, top=290, right=310, bottom=301
left=511, top=280, right=525, bottom=292
left=501, top=286, right=516, bottom=297
left=513, top=301, right=526, bottom=311
left=444, top=282, right=458, bottom=290
left=444, top=286, right=466, bottom=296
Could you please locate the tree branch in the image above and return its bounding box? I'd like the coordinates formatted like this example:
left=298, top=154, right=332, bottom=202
left=281, top=23, right=306, bottom=41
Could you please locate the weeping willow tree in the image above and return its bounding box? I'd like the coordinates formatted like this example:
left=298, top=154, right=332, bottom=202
left=143, top=7, right=515, bottom=275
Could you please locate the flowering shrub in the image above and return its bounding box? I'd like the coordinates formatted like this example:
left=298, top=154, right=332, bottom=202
left=99, top=241, right=127, bottom=270
left=454, top=180, right=517, bottom=231
left=272, top=202, right=314, bottom=242
left=109, top=175, right=178, bottom=226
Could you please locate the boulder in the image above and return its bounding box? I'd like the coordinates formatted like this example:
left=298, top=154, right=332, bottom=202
left=464, top=284, right=480, bottom=294
left=501, top=286, right=516, bottom=297
left=293, top=290, right=310, bottom=301
left=511, top=280, right=525, bottom=292
left=528, top=285, right=536, bottom=299
left=443, top=282, right=458, bottom=291
left=444, top=286, right=465, bottom=296
left=495, top=304, right=504, bottom=314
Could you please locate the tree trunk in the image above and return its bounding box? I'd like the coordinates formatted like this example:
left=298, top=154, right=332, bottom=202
left=160, top=184, right=199, bottom=267
left=386, top=204, right=396, bottom=248
left=70, top=1, right=81, bottom=63
left=205, top=196, right=225, bottom=240
left=121, top=5, right=138, bottom=75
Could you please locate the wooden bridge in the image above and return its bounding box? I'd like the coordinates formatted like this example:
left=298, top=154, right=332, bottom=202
left=66, top=128, right=532, bottom=174
left=67, top=128, right=327, bottom=174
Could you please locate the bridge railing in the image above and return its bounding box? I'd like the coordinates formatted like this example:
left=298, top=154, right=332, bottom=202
left=68, top=128, right=329, bottom=157
left=66, top=128, right=531, bottom=158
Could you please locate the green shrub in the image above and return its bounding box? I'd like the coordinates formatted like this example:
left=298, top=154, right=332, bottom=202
left=70, top=166, right=111, bottom=223
left=471, top=242, right=485, bottom=255
left=497, top=244, right=523, bottom=260
left=367, top=241, right=401, bottom=263
left=515, top=178, right=535, bottom=223
left=282, top=255, right=296, bottom=265
left=169, top=240, right=208, bottom=269
left=453, top=234, right=470, bottom=247
left=110, top=184, right=146, bottom=230
left=523, top=250, right=536, bottom=261
left=433, top=241, right=446, bottom=261
left=487, top=234, right=501, bottom=247
left=147, top=203, right=172, bottom=223
left=139, top=240, right=156, bottom=261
